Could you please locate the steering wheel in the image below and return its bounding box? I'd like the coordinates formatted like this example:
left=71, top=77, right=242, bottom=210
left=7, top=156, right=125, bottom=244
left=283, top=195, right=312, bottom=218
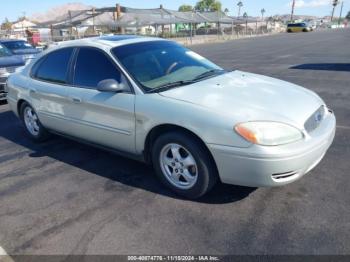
left=166, top=62, right=181, bottom=75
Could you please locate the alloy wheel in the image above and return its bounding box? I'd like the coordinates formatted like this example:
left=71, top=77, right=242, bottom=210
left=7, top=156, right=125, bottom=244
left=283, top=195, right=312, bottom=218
left=23, top=106, right=40, bottom=136
left=159, top=143, right=198, bottom=190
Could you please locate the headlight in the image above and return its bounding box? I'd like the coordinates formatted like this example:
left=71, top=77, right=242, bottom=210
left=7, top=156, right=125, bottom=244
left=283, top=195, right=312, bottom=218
left=235, top=122, right=303, bottom=146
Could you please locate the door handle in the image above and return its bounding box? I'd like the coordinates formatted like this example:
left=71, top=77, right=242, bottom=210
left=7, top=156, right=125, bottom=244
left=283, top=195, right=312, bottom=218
left=70, top=97, right=82, bottom=103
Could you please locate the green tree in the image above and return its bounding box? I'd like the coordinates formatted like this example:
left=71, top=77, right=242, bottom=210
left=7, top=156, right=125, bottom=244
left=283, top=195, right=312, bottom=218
left=195, top=0, right=222, bottom=12
left=1, top=18, right=12, bottom=30
left=261, top=8, right=266, bottom=20
left=346, top=11, right=350, bottom=19
left=178, top=4, right=193, bottom=12
left=17, top=16, right=26, bottom=22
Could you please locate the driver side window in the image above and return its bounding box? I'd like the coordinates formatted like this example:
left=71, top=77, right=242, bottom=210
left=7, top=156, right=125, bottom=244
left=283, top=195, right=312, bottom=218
left=73, top=47, right=129, bottom=90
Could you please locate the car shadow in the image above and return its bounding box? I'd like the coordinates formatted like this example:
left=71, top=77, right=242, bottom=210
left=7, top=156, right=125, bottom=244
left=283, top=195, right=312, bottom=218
left=290, top=63, right=350, bottom=72
left=0, top=109, right=256, bottom=204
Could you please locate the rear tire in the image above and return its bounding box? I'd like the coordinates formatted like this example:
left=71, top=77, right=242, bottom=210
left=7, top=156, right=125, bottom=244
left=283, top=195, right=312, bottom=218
left=20, top=102, right=50, bottom=142
left=152, top=132, right=218, bottom=199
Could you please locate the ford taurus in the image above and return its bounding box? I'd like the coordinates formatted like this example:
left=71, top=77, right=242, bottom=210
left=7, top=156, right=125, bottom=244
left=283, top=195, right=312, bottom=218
left=6, top=35, right=336, bottom=199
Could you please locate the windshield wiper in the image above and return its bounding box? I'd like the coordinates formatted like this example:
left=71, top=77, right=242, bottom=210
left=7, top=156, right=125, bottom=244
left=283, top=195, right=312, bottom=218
left=192, top=69, right=226, bottom=82
left=146, top=69, right=226, bottom=94
left=146, top=80, right=195, bottom=93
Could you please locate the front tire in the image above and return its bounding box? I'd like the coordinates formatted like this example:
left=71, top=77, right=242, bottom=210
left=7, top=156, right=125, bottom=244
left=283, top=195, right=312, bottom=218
left=20, top=102, right=50, bottom=142
left=152, top=132, right=218, bottom=199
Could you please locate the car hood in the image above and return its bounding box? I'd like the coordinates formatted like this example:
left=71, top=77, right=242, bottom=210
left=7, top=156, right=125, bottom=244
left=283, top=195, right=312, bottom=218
left=159, top=71, right=323, bottom=128
left=0, top=55, right=25, bottom=67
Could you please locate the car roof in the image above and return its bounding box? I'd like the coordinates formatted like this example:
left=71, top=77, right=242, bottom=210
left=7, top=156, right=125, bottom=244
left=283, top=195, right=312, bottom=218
left=54, top=35, right=167, bottom=49
left=288, top=23, right=306, bottom=25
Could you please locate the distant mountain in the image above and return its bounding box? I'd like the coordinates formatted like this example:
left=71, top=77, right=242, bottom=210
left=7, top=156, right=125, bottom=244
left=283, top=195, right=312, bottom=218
left=275, top=14, right=320, bottom=22
left=30, top=2, right=93, bottom=23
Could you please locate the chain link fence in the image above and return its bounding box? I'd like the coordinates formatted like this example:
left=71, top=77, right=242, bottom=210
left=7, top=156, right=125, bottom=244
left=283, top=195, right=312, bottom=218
left=1, top=5, right=286, bottom=47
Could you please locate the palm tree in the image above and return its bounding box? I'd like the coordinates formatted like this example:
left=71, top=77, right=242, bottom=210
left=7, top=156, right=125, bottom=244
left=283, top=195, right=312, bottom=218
left=261, top=8, right=266, bottom=21
left=237, top=1, right=243, bottom=17
left=290, top=0, right=296, bottom=21
left=331, top=0, right=339, bottom=21
left=243, top=12, right=248, bottom=34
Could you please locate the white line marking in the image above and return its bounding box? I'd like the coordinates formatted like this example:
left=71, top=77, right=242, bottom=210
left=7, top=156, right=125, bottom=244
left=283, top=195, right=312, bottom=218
left=0, top=246, right=7, bottom=256
left=337, top=125, right=350, bottom=130
left=0, top=246, right=14, bottom=262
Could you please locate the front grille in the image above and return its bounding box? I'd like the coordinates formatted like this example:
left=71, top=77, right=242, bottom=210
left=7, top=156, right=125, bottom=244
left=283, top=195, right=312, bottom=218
left=304, top=106, right=325, bottom=133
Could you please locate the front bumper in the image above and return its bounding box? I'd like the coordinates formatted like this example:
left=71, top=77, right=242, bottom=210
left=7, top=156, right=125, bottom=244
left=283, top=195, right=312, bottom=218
left=208, top=112, right=336, bottom=187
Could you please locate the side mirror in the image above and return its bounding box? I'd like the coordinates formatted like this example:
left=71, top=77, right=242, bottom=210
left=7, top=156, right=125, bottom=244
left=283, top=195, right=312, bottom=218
left=97, top=79, right=127, bottom=93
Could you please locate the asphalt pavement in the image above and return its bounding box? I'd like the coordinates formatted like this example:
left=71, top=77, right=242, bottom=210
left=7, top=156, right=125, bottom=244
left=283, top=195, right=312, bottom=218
left=0, top=28, right=349, bottom=255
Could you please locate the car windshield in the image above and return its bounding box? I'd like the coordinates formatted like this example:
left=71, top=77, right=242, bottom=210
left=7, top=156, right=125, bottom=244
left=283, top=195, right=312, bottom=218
left=112, top=41, right=225, bottom=92
left=2, top=41, right=34, bottom=50
left=0, top=44, right=12, bottom=57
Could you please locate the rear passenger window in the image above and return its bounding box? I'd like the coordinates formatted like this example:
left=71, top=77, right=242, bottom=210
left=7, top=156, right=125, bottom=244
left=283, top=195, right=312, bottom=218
left=34, top=48, right=73, bottom=84
left=73, top=47, right=122, bottom=88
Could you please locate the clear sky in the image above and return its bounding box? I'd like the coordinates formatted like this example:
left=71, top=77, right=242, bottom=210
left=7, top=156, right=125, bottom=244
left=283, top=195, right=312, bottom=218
left=1, top=0, right=349, bottom=22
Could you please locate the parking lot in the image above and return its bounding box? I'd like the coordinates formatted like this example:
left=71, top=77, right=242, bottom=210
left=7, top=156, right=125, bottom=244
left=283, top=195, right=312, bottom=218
left=0, top=28, right=349, bottom=255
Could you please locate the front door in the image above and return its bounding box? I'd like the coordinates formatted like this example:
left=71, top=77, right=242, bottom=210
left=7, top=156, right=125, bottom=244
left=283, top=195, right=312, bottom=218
left=64, top=47, right=136, bottom=154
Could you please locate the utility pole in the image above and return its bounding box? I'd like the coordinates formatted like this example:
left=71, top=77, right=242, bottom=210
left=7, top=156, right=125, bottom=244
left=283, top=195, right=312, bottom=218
left=160, top=4, right=164, bottom=37
left=68, top=10, right=73, bottom=38
left=261, top=8, right=266, bottom=21
left=290, top=0, right=295, bottom=22
left=338, top=1, right=344, bottom=25
left=243, top=12, right=248, bottom=34
left=116, top=4, right=124, bottom=34
left=331, top=0, right=339, bottom=22
left=50, top=24, right=53, bottom=41
left=21, top=11, right=26, bottom=37
left=92, top=8, right=96, bottom=34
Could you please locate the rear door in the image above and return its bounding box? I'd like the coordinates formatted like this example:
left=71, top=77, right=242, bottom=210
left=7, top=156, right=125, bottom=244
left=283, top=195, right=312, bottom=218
left=64, top=47, right=136, bottom=153
left=30, top=47, right=75, bottom=134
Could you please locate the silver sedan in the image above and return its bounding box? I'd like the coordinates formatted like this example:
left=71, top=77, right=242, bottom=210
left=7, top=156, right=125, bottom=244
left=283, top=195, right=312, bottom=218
left=6, top=36, right=336, bottom=199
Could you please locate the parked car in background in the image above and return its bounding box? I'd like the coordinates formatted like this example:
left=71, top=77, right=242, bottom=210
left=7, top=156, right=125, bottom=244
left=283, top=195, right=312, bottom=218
left=6, top=36, right=336, bottom=198
left=287, top=23, right=312, bottom=33
left=0, top=44, right=25, bottom=101
left=308, top=22, right=317, bottom=30
left=0, top=39, right=41, bottom=64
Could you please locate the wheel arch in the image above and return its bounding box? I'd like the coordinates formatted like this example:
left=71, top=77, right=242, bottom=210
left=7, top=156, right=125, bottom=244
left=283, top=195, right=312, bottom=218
left=17, top=99, right=28, bottom=116
left=143, top=124, right=219, bottom=178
